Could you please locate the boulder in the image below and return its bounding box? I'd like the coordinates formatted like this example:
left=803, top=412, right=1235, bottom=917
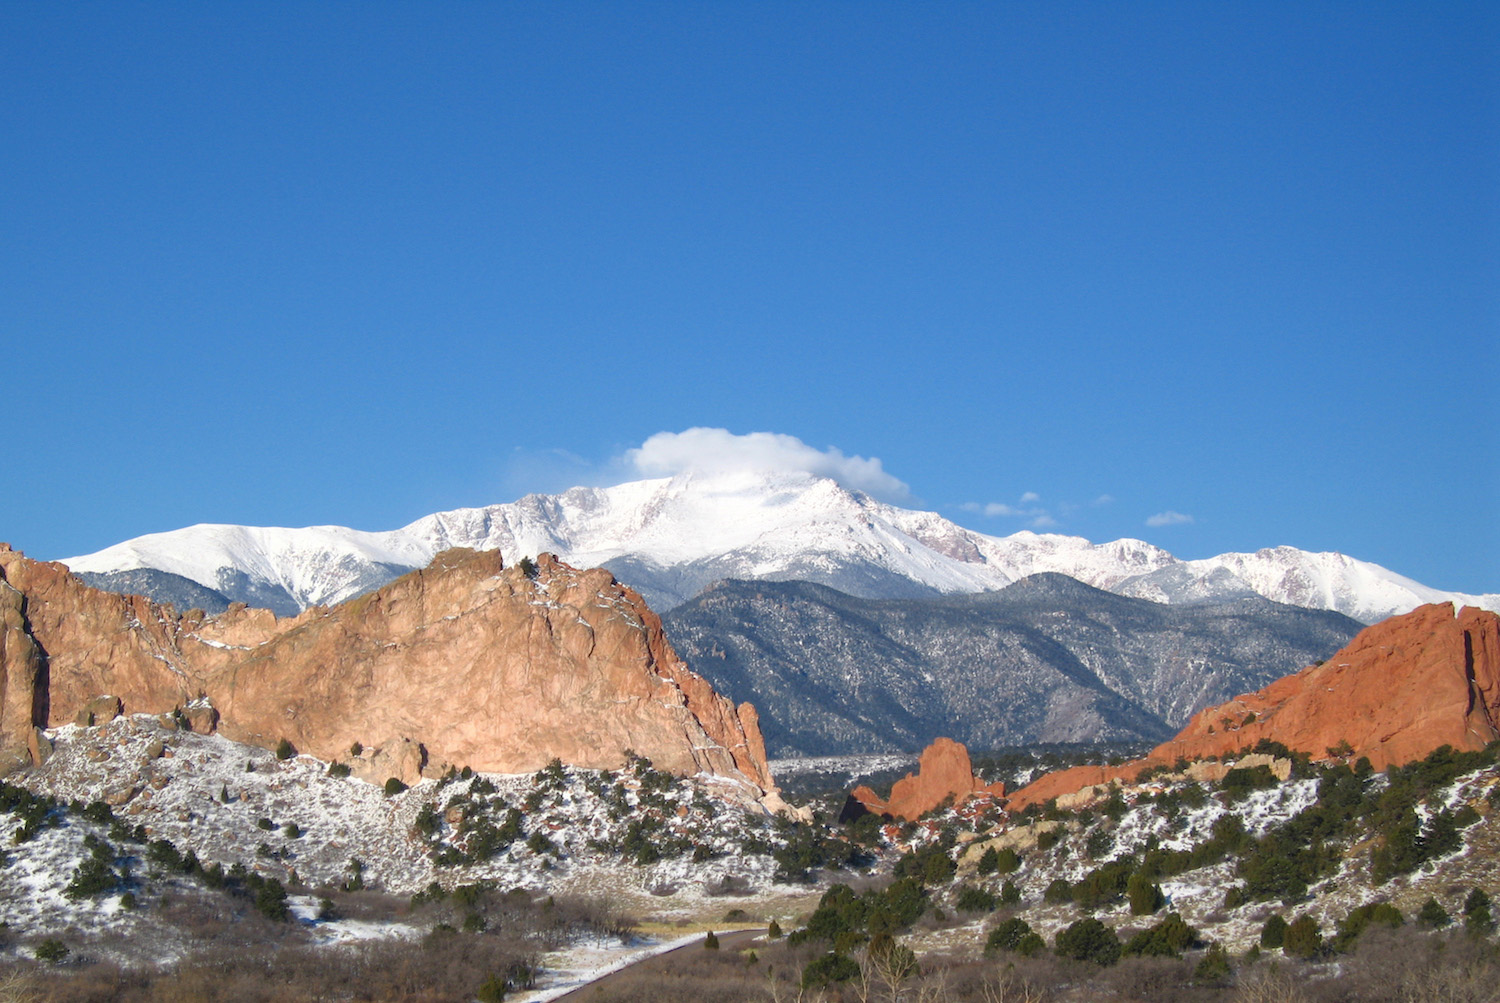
left=74, top=695, right=122, bottom=727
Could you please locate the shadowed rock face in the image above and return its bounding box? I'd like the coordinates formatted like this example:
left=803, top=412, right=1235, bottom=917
left=0, top=544, right=772, bottom=793
left=1007, top=603, right=1500, bottom=810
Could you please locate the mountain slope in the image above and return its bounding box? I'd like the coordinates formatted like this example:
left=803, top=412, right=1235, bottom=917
left=61, top=469, right=1497, bottom=622
left=660, top=575, right=1363, bottom=756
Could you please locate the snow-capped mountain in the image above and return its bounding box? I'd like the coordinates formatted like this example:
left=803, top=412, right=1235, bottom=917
left=61, top=469, right=1497, bottom=623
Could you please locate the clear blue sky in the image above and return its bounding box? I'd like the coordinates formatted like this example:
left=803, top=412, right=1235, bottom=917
left=4, top=3, right=1496, bottom=594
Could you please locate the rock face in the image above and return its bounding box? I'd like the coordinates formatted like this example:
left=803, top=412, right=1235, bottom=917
left=1007, top=603, right=1500, bottom=810
left=851, top=737, right=1005, bottom=820
left=0, top=544, right=773, bottom=795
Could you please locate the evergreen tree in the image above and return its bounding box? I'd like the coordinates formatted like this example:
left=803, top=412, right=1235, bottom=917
left=1418, top=897, right=1451, bottom=928
left=1054, top=918, right=1121, bottom=966
left=1283, top=916, right=1323, bottom=959
left=1464, top=888, right=1494, bottom=935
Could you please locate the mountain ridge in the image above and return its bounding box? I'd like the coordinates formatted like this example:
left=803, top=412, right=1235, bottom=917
left=660, top=574, right=1363, bottom=757
left=60, top=469, right=1497, bottom=623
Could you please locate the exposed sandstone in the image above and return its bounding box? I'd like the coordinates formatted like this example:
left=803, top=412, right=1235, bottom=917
left=0, top=544, right=775, bottom=797
left=1007, top=603, right=1500, bottom=810
left=853, top=737, right=1006, bottom=821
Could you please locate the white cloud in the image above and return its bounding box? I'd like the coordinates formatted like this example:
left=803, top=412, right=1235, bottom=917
left=964, top=494, right=1058, bottom=527
left=624, top=428, right=910, bottom=499
left=1091, top=494, right=1115, bottom=507
left=1146, top=510, right=1194, bottom=527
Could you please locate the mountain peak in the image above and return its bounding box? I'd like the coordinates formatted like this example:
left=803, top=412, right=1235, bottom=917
left=60, top=475, right=1497, bottom=623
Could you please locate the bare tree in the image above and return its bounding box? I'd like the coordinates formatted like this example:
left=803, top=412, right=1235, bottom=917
left=1235, top=966, right=1309, bottom=1003
left=0, top=972, right=39, bottom=1003
left=978, top=969, right=1048, bottom=1003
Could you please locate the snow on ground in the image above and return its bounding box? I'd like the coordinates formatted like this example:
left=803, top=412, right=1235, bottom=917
left=517, top=931, right=706, bottom=1001
left=286, top=895, right=422, bottom=945
left=20, top=714, right=800, bottom=907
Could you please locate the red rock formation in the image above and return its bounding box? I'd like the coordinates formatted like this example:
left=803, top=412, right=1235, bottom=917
left=0, top=544, right=775, bottom=795
left=852, top=737, right=1005, bottom=821
left=1007, top=603, right=1500, bottom=810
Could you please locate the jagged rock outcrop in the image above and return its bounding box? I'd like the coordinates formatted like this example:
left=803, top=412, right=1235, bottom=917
left=850, top=737, right=1005, bottom=821
left=0, top=544, right=774, bottom=797
left=1007, top=603, right=1500, bottom=810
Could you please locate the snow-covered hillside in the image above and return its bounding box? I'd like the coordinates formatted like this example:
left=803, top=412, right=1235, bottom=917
left=62, top=469, right=1497, bottom=623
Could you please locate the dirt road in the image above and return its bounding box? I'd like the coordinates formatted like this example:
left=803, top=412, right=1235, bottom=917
left=546, top=928, right=765, bottom=1001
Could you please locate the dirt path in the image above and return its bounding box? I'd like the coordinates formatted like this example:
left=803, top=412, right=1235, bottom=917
left=545, top=928, right=765, bottom=1001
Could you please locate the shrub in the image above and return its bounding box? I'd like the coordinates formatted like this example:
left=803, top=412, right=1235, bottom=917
left=1122, top=912, right=1198, bottom=958
left=801, top=951, right=859, bottom=987
left=384, top=777, right=409, bottom=797
left=477, top=974, right=507, bottom=1002
left=275, top=738, right=295, bottom=760
left=252, top=876, right=290, bottom=921
left=1418, top=897, right=1452, bottom=928
left=985, top=918, right=1037, bottom=955
left=1043, top=878, right=1073, bottom=904
left=1127, top=872, right=1164, bottom=915
left=64, top=854, right=119, bottom=899
left=1054, top=917, right=1121, bottom=966
left=327, top=761, right=351, bottom=778
left=1335, top=902, right=1403, bottom=951
left=257, top=817, right=274, bottom=831
left=999, top=880, right=1021, bottom=904
left=1283, top=915, right=1323, bottom=958
left=34, top=938, right=68, bottom=964
left=1464, top=887, right=1494, bottom=935
left=1260, top=914, right=1288, bottom=949
left=1193, top=942, right=1231, bottom=984
left=703, top=930, right=719, bottom=949
left=767, top=920, right=782, bottom=939
left=955, top=886, right=997, bottom=913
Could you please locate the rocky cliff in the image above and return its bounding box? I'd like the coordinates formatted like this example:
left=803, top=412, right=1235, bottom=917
left=0, top=544, right=773, bottom=795
left=1007, top=603, right=1500, bottom=809
left=850, top=738, right=1006, bottom=821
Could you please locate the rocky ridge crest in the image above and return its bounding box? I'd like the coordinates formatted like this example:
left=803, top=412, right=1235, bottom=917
left=0, top=544, right=774, bottom=798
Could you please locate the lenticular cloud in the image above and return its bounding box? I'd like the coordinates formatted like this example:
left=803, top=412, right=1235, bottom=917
left=625, top=428, right=910, bottom=499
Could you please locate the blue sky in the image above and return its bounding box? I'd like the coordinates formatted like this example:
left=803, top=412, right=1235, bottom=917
left=4, top=3, right=1496, bottom=594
